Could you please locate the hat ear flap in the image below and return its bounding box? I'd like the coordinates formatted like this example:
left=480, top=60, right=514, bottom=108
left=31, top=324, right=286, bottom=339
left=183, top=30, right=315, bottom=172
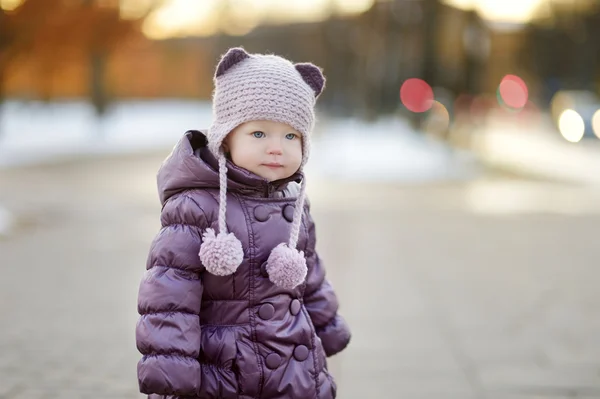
left=215, top=47, right=250, bottom=78
left=295, top=63, right=325, bottom=97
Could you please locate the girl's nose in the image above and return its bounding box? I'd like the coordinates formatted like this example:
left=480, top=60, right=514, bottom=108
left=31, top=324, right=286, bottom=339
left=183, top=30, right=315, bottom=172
left=267, top=141, right=283, bottom=155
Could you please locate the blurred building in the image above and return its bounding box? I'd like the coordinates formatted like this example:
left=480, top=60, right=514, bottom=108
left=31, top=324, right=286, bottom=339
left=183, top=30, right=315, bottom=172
left=3, top=0, right=600, bottom=118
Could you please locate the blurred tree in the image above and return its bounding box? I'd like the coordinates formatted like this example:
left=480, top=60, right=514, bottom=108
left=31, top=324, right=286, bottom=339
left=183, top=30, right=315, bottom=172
left=0, top=0, right=162, bottom=128
left=405, top=0, right=440, bottom=130
left=0, top=0, right=55, bottom=135
left=421, top=0, right=438, bottom=88
left=525, top=0, right=600, bottom=101
left=0, top=0, right=47, bottom=107
left=81, top=0, right=143, bottom=117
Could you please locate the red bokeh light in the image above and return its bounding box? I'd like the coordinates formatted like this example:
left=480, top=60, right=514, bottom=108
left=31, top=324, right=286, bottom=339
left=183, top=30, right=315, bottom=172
left=400, top=78, right=434, bottom=113
left=498, top=75, right=528, bottom=109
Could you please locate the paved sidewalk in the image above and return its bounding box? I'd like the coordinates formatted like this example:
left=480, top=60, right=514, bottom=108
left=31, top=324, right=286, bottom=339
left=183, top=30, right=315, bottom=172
left=1, top=152, right=600, bottom=398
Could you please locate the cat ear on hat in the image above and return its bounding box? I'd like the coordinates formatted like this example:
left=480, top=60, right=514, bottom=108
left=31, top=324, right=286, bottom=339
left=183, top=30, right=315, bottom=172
left=215, top=47, right=250, bottom=78
left=295, top=63, right=325, bottom=98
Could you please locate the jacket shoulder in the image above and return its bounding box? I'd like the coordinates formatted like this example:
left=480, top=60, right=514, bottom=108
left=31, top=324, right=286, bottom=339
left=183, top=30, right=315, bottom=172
left=160, top=189, right=218, bottom=228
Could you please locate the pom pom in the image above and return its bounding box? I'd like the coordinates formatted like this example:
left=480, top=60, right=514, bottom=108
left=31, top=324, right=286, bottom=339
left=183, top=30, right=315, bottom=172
left=266, top=243, right=307, bottom=289
left=199, top=228, right=243, bottom=276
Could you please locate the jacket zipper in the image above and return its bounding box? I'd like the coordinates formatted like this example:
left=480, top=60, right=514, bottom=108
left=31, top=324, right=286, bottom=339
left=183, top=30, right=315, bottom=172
left=263, top=183, right=274, bottom=198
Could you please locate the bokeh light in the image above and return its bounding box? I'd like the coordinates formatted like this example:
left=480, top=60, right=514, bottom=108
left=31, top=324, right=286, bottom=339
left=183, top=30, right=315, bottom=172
left=592, top=109, right=600, bottom=139
left=423, top=101, right=451, bottom=136
left=400, top=78, right=434, bottom=113
left=497, top=74, right=528, bottom=110
left=0, top=0, right=23, bottom=11
left=331, top=0, right=375, bottom=14
left=476, top=0, right=544, bottom=24
left=550, top=91, right=574, bottom=122
left=558, top=109, right=585, bottom=143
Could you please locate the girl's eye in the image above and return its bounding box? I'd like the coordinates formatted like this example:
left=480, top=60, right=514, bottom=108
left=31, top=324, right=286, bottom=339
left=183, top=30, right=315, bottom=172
left=285, top=133, right=298, bottom=140
left=252, top=131, right=265, bottom=138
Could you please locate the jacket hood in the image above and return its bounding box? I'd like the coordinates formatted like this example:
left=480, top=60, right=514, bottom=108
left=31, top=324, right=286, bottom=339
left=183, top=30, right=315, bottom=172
left=157, top=130, right=303, bottom=205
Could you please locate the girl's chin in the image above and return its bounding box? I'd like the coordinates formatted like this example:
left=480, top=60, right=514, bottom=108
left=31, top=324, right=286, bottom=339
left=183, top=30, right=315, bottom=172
left=259, top=170, right=292, bottom=182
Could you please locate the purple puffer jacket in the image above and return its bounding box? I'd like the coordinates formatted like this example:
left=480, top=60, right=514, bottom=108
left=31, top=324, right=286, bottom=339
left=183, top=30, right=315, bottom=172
left=136, top=130, right=351, bottom=399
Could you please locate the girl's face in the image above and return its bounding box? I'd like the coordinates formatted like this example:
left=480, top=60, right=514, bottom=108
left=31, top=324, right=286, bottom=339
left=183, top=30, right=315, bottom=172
left=223, top=120, right=303, bottom=182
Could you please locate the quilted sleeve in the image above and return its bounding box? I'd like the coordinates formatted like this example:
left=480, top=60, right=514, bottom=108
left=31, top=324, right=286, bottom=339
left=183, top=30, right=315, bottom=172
left=136, top=193, right=208, bottom=395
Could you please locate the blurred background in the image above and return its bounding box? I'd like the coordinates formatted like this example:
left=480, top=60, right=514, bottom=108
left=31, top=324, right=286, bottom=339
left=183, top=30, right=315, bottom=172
left=1, top=0, right=600, bottom=398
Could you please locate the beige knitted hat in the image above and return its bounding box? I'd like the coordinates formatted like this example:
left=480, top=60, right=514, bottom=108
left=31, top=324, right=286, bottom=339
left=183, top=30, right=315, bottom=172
left=198, top=47, right=325, bottom=289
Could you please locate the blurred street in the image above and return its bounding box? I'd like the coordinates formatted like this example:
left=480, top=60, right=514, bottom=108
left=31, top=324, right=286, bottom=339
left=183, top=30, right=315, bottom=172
left=1, top=150, right=600, bottom=399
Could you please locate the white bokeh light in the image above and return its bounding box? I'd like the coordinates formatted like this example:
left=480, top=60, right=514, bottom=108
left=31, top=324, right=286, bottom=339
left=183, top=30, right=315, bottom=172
left=443, top=0, right=544, bottom=24
left=558, top=109, right=585, bottom=143
left=592, top=109, right=600, bottom=139
left=142, top=0, right=369, bottom=39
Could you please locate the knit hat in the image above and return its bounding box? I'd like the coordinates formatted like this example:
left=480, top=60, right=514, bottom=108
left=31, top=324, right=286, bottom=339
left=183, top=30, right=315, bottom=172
left=198, top=47, right=325, bottom=289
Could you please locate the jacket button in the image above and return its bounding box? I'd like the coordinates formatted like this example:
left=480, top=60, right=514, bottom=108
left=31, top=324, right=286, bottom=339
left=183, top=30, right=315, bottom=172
left=290, top=299, right=301, bottom=316
left=265, top=353, right=281, bottom=369
left=293, top=345, right=309, bottom=361
left=258, top=303, right=275, bottom=320
left=283, top=204, right=295, bottom=222
left=260, top=262, right=269, bottom=277
left=254, top=206, right=270, bottom=222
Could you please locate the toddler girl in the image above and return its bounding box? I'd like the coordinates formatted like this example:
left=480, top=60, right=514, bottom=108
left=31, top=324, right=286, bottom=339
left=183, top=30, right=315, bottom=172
left=136, top=47, right=351, bottom=399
